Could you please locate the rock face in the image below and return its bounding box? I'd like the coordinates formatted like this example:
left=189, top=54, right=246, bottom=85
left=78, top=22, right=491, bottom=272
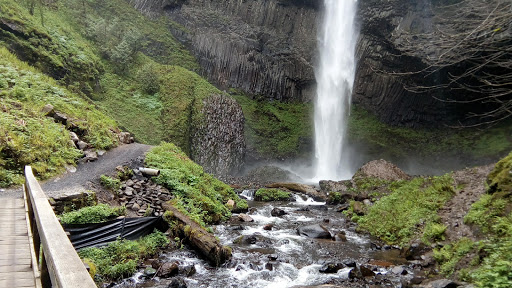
left=191, top=94, right=245, bottom=176
left=132, top=0, right=319, bottom=102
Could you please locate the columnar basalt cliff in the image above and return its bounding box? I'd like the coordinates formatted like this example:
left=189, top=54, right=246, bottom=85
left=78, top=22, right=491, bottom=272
left=191, top=94, right=246, bottom=177
left=130, top=0, right=509, bottom=128
left=132, top=0, right=320, bottom=102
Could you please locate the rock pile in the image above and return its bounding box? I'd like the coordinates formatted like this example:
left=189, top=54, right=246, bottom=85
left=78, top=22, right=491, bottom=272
left=117, top=178, right=172, bottom=217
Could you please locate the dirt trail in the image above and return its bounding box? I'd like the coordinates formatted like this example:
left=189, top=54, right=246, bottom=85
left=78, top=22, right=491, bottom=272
left=0, top=143, right=152, bottom=199
left=438, top=164, right=494, bottom=241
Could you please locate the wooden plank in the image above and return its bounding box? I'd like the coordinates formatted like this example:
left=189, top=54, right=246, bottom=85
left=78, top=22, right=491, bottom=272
left=0, top=265, right=33, bottom=272
left=0, top=278, right=35, bottom=287
left=0, top=257, right=32, bottom=266
left=0, top=271, right=35, bottom=280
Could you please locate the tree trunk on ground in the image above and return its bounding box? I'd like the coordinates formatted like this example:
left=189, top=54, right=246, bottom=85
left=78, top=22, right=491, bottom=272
left=162, top=203, right=232, bottom=266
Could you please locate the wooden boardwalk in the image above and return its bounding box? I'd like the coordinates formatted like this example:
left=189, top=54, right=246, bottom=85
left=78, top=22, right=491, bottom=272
left=0, top=198, right=37, bottom=288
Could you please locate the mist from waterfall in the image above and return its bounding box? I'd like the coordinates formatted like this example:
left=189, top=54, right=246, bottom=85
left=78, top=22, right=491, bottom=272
left=313, top=0, right=358, bottom=181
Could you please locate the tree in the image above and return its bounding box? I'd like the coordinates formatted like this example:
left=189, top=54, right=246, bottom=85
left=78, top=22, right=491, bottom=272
left=387, top=0, right=512, bottom=126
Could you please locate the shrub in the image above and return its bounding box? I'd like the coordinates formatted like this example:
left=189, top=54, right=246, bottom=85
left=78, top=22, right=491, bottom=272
left=78, top=230, right=169, bottom=281
left=59, top=204, right=126, bottom=224
left=254, top=188, right=291, bottom=201
left=100, top=175, right=121, bottom=192
left=422, top=222, right=447, bottom=245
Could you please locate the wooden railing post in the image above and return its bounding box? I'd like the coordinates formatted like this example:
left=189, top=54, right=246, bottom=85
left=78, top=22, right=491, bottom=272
left=24, top=166, right=96, bottom=288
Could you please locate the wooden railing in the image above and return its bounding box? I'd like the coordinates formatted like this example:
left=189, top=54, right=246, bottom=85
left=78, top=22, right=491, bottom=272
left=24, top=166, right=96, bottom=288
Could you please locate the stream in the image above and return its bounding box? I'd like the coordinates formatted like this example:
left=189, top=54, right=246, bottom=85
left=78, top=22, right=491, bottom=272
left=113, top=191, right=412, bottom=288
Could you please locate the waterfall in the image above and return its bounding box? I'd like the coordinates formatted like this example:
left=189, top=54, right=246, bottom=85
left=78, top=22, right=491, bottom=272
left=313, top=0, right=358, bottom=181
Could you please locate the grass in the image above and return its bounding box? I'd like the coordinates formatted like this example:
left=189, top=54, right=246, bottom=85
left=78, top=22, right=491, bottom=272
left=0, top=47, right=118, bottom=187
left=254, top=188, right=292, bottom=201
left=59, top=203, right=126, bottom=224
left=356, top=174, right=455, bottom=246
left=232, top=92, right=313, bottom=158
left=78, top=230, right=169, bottom=282
left=145, top=143, right=248, bottom=228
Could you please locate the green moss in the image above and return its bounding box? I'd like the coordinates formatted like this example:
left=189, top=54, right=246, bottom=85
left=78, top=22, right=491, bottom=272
left=487, top=150, right=512, bottom=194
left=348, top=105, right=512, bottom=161
left=232, top=92, right=313, bottom=158
left=254, top=188, right=292, bottom=201
left=145, top=143, right=247, bottom=228
left=78, top=230, right=169, bottom=282
left=357, top=174, right=455, bottom=246
left=0, top=47, right=118, bottom=187
left=59, top=203, right=125, bottom=224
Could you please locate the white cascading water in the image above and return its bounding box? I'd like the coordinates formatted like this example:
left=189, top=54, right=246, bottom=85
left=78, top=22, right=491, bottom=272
left=313, top=0, right=358, bottom=181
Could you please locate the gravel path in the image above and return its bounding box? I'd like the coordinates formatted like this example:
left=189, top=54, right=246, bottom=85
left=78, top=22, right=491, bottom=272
left=0, top=143, right=152, bottom=199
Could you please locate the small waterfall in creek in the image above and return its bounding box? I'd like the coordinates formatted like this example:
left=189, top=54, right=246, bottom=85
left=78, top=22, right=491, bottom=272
left=313, top=0, right=358, bottom=181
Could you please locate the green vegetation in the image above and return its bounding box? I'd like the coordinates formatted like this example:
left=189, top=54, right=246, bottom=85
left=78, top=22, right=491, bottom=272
left=100, top=175, right=122, bottom=192
left=59, top=204, right=125, bottom=224
left=486, top=151, right=512, bottom=194
left=254, top=188, right=292, bottom=201
left=356, top=174, right=455, bottom=246
left=0, top=47, right=118, bottom=187
left=348, top=105, right=512, bottom=161
left=145, top=143, right=248, bottom=228
left=232, top=92, right=313, bottom=158
left=433, top=238, right=476, bottom=275
left=79, top=230, right=169, bottom=281
left=422, top=222, right=447, bottom=245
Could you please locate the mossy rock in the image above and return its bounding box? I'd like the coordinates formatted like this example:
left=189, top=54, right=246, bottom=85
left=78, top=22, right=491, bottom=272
left=487, top=151, right=512, bottom=195
left=254, top=188, right=292, bottom=201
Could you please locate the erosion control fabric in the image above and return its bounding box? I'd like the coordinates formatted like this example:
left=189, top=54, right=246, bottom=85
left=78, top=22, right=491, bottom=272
left=63, top=217, right=168, bottom=249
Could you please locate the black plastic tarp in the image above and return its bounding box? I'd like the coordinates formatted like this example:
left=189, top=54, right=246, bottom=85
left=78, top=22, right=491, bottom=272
left=63, top=217, right=168, bottom=250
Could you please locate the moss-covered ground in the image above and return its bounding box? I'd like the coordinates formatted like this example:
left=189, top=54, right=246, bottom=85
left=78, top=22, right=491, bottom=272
left=145, top=143, right=248, bottom=228
left=254, top=188, right=292, bottom=201
left=0, top=47, right=118, bottom=187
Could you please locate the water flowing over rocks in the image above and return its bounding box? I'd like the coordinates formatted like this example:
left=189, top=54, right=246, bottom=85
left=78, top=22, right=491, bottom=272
left=191, top=94, right=245, bottom=176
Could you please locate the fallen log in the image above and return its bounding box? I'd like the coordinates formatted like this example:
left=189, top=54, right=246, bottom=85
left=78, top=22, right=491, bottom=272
left=162, top=203, right=231, bottom=266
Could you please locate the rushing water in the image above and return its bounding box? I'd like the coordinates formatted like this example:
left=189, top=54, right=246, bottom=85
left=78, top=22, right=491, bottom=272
left=313, top=0, right=358, bottom=181
left=117, top=194, right=407, bottom=288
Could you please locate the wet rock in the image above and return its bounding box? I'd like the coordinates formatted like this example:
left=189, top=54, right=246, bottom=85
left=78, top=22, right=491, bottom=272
left=238, top=213, right=254, bottom=222
left=263, top=224, right=273, bottom=231
left=360, top=265, right=375, bottom=277
left=234, top=235, right=257, bottom=245
left=409, top=276, right=426, bottom=285
left=343, top=259, right=357, bottom=268
left=423, top=279, right=458, bottom=288
left=226, top=199, right=235, bottom=209
left=265, top=262, right=274, bottom=271
left=267, top=182, right=326, bottom=201
left=144, top=266, right=157, bottom=277
left=179, top=265, right=196, bottom=277
left=268, top=254, right=278, bottom=261
left=167, top=277, right=187, bottom=288
left=53, top=111, right=68, bottom=125
left=319, top=262, right=344, bottom=273
left=335, top=231, right=347, bottom=242
left=403, top=242, right=430, bottom=260
left=271, top=207, right=287, bottom=217
left=158, top=262, right=179, bottom=278
left=391, top=265, right=407, bottom=275
left=297, top=224, right=331, bottom=239
left=368, top=260, right=393, bottom=267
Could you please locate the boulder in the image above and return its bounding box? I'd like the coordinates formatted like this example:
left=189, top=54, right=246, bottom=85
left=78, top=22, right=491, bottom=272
left=167, top=277, right=187, bottom=288
left=69, top=131, right=79, bottom=143
left=267, top=182, right=326, bottom=201
left=352, top=159, right=410, bottom=182
left=271, top=207, right=287, bottom=217
left=238, top=213, right=254, bottom=222
left=77, top=140, right=88, bottom=150
left=42, top=104, right=55, bottom=115
left=179, top=265, right=196, bottom=277
left=52, top=111, right=68, bottom=125
left=319, top=180, right=351, bottom=193
left=118, top=132, right=134, bottom=144
left=422, top=279, right=458, bottom=288
left=144, top=266, right=157, bottom=277
left=158, top=262, right=179, bottom=278
left=82, top=150, right=98, bottom=162
left=352, top=201, right=365, bottom=216
left=297, top=224, right=331, bottom=239
left=319, top=262, right=344, bottom=273
left=263, top=224, right=273, bottom=231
